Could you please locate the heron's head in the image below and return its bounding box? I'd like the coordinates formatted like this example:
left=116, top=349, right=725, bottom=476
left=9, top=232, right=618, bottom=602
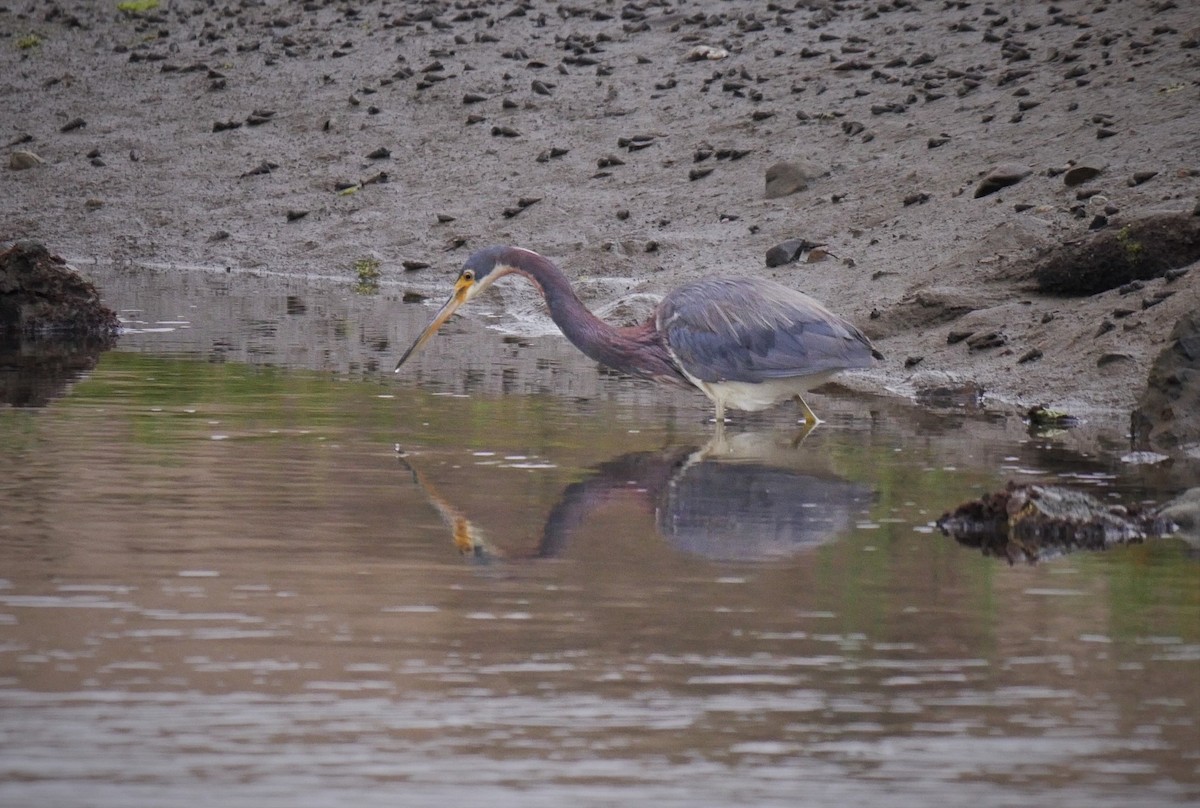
left=393, top=246, right=526, bottom=371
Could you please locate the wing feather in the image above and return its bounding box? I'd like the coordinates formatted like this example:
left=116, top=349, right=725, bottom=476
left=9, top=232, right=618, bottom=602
left=659, top=277, right=877, bottom=383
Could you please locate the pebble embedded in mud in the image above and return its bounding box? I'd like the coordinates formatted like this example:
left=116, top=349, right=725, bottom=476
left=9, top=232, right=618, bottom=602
left=764, top=161, right=810, bottom=199
left=974, top=163, right=1031, bottom=198
left=9, top=150, right=43, bottom=170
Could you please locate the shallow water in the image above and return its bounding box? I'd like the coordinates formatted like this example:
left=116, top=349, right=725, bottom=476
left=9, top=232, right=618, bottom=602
left=1, top=266, right=1197, bottom=807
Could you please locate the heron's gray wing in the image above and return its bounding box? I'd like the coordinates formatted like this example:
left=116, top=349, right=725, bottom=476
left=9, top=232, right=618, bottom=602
left=659, top=277, right=876, bottom=383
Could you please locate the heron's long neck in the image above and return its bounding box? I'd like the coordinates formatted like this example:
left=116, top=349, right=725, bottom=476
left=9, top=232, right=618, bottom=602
left=515, top=253, right=621, bottom=356
left=511, top=251, right=660, bottom=377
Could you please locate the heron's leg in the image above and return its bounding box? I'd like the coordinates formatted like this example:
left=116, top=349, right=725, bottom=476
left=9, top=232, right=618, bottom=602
left=795, top=395, right=823, bottom=427
left=713, top=399, right=726, bottom=426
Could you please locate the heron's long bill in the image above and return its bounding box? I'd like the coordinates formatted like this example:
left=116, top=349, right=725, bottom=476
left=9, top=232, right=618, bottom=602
left=393, top=281, right=469, bottom=371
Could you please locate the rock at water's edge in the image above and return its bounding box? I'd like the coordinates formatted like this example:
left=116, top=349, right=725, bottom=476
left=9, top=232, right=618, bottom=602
left=0, top=240, right=121, bottom=337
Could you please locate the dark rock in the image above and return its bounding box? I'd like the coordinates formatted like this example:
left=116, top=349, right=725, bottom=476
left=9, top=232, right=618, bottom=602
left=1131, top=310, right=1200, bottom=453
left=1030, top=212, right=1200, bottom=295
left=366, top=147, right=391, bottom=159
left=689, top=166, right=714, bottom=181
left=966, top=331, right=1007, bottom=350
left=1130, top=170, right=1159, bottom=185
left=60, top=117, right=86, bottom=132
left=974, top=163, right=1031, bottom=198
left=285, top=209, right=309, bottom=221
left=765, top=238, right=827, bottom=267
left=0, top=241, right=120, bottom=337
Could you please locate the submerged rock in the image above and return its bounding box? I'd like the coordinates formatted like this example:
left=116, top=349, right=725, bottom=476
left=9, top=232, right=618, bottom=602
left=937, top=482, right=1176, bottom=563
left=0, top=241, right=120, bottom=337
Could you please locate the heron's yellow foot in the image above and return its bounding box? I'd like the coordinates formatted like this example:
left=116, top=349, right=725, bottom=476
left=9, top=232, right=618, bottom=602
left=795, top=395, right=823, bottom=427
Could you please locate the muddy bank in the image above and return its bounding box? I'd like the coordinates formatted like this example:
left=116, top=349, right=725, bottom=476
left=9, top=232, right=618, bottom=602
left=2, top=0, right=1198, bottom=429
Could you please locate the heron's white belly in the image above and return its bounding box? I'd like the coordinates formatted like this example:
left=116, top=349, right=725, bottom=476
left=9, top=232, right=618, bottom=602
left=687, top=373, right=836, bottom=412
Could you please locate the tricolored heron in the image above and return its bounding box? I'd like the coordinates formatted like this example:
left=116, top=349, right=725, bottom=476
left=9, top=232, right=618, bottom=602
left=394, top=245, right=882, bottom=425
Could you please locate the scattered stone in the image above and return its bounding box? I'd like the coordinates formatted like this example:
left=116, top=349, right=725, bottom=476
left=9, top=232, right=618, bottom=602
left=904, top=355, right=924, bottom=368
left=947, top=330, right=974, bottom=344
left=536, top=146, right=569, bottom=162
left=689, top=166, right=714, bottom=181
left=597, top=155, right=625, bottom=168
left=764, top=161, right=810, bottom=199
left=686, top=45, right=729, bottom=61
left=402, top=260, right=431, bottom=271
left=1130, top=170, right=1159, bottom=186
left=240, top=160, right=278, bottom=177
left=903, top=191, right=931, bottom=206
left=765, top=239, right=828, bottom=267
left=9, top=150, right=43, bottom=170
left=435, top=213, right=455, bottom=223
left=366, top=147, right=391, bottom=159
left=927, top=135, right=951, bottom=148
left=974, top=163, right=1031, bottom=198
left=462, top=92, right=487, bottom=104
left=285, top=209, right=309, bottom=222
left=1131, top=310, right=1200, bottom=453
left=1017, top=348, right=1044, bottom=364
left=59, top=117, right=86, bottom=133
left=1063, top=155, right=1107, bottom=186
left=245, top=110, right=275, bottom=126
left=213, top=120, right=242, bottom=132
left=966, top=331, right=1008, bottom=350
left=1097, top=352, right=1135, bottom=368
left=491, top=125, right=520, bottom=137
left=618, top=135, right=657, bottom=151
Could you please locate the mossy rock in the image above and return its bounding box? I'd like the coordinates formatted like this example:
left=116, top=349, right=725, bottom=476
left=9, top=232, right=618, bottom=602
left=1030, top=212, right=1200, bottom=296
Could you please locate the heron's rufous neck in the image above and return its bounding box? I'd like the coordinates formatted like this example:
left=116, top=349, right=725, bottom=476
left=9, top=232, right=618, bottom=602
left=499, top=248, right=684, bottom=384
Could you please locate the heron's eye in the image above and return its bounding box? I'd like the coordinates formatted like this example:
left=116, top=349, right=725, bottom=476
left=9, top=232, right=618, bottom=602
left=462, top=270, right=475, bottom=281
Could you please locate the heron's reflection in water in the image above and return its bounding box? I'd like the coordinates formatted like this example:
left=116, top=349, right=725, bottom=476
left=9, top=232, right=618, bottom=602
left=401, top=431, right=875, bottom=563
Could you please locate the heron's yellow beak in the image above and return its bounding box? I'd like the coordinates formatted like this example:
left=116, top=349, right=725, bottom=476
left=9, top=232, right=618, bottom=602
left=393, top=275, right=475, bottom=371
